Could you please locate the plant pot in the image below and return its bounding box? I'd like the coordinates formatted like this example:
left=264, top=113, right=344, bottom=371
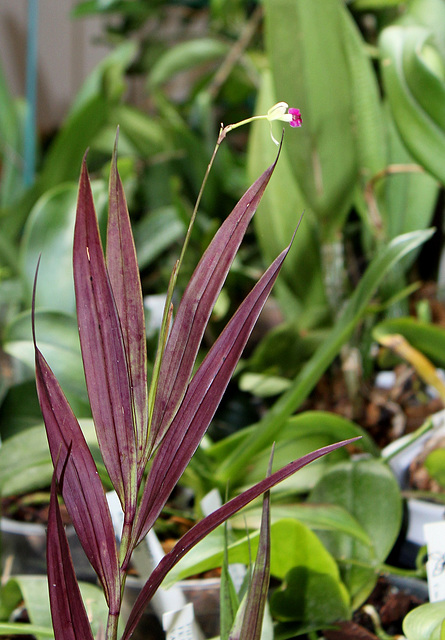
left=383, top=409, right=445, bottom=564
left=0, top=516, right=96, bottom=581
left=122, top=576, right=220, bottom=640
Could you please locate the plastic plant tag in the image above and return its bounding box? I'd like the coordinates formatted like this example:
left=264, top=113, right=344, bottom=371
left=425, top=521, right=445, bottom=602
left=200, top=489, right=246, bottom=593
left=162, top=602, right=200, bottom=640
left=106, top=491, right=187, bottom=615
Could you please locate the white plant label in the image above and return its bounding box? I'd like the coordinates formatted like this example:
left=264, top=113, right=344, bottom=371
left=424, top=521, right=445, bottom=602
left=163, top=602, right=196, bottom=640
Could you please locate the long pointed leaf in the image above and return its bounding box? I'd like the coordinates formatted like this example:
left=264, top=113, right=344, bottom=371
left=134, top=241, right=292, bottom=545
left=122, top=437, right=360, bottom=640
left=217, top=228, right=434, bottom=484
left=73, top=157, right=137, bottom=513
left=149, top=155, right=279, bottom=453
left=231, top=459, right=271, bottom=640
left=35, top=345, right=120, bottom=608
left=47, top=474, right=95, bottom=640
left=107, top=137, right=148, bottom=477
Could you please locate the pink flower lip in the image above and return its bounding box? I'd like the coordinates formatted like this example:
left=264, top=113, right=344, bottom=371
left=288, top=108, right=303, bottom=128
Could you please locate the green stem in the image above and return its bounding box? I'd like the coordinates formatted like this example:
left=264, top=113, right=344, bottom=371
left=381, top=417, right=434, bottom=463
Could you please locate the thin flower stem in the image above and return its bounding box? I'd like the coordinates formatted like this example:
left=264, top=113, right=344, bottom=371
left=146, top=127, right=225, bottom=447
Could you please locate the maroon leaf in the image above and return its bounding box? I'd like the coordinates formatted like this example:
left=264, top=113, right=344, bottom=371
left=73, top=156, right=137, bottom=515
left=35, top=344, right=120, bottom=609
left=47, top=472, right=95, bottom=640
left=148, top=154, right=280, bottom=454
left=107, top=138, right=148, bottom=479
left=133, top=241, right=292, bottom=546
left=122, top=437, right=361, bottom=640
left=232, top=458, right=272, bottom=640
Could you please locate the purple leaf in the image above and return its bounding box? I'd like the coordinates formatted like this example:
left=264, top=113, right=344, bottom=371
left=231, top=457, right=272, bottom=640
left=149, top=155, right=279, bottom=454
left=73, top=156, right=137, bottom=514
left=134, top=241, right=292, bottom=546
left=122, top=437, right=361, bottom=640
left=107, top=138, right=148, bottom=479
left=35, top=344, right=120, bottom=609
left=47, top=471, right=95, bottom=640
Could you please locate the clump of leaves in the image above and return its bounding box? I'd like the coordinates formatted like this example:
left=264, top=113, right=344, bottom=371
left=32, top=132, right=356, bottom=640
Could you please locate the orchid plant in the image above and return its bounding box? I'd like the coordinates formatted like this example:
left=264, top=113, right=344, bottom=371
left=32, top=107, right=355, bottom=640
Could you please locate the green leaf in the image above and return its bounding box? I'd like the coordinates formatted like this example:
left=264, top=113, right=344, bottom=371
left=216, top=228, right=434, bottom=485
left=0, top=57, right=24, bottom=208
left=231, top=503, right=372, bottom=548
left=308, top=458, right=402, bottom=608
left=235, top=411, right=379, bottom=494
left=0, top=576, right=107, bottom=640
left=373, top=317, right=445, bottom=368
left=425, top=449, right=445, bottom=488
left=270, top=565, right=350, bottom=629
left=163, top=518, right=349, bottom=598
left=264, top=0, right=357, bottom=237
left=382, top=103, right=439, bottom=246
left=403, top=601, right=445, bottom=640
left=148, top=38, right=229, bottom=88
left=0, top=419, right=100, bottom=496
left=247, top=70, right=326, bottom=319
left=20, top=182, right=108, bottom=314
left=379, top=26, right=445, bottom=185
left=4, top=310, right=88, bottom=407
left=134, top=206, right=186, bottom=270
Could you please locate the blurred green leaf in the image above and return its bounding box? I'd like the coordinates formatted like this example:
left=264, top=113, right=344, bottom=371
left=308, top=458, right=402, bottom=608
left=424, top=449, right=445, bottom=488
left=4, top=310, right=88, bottom=408
left=373, top=316, right=445, bottom=368
left=379, top=26, right=445, bottom=185
left=0, top=57, right=24, bottom=208
left=265, top=0, right=357, bottom=238
left=231, top=502, right=373, bottom=548
left=0, top=420, right=99, bottom=497
left=270, top=565, right=350, bottom=631
left=20, top=181, right=108, bottom=313
left=403, top=601, right=445, bottom=640
left=134, top=206, right=186, bottom=270
left=248, top=71, right=326, bottom=322
left=148, top=38, right=229, bottom=89
left=0, top=576, right=106, bottom=639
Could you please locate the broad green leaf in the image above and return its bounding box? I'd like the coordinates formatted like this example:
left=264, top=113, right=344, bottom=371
left=308, top=458, right=402, bottom=607
left=373, top=317, right=445, bottom=368
left=379, top=26, right=445, bottom=185
left=4, top=310, right=88, bottom=407
left=397, top=0, right=445, bottom=59
left=216, top=228, right=433, bottom=484
left=236, top=412, right=378, bottom=493
left=340, top=4, right=386, bottom=183
left=403, top=601, right=445, bottom=640
left=382, top=103, right=438, bottom=246
left=163, top=518, right=349, bottom=594
left=425, top=449, right=445, bottom=488
left=148, top=38, right=229, bottom=88
left=264, top=0, right=357, bottom=238
left=231, top=503, right=372, bottom=548
left=247, top=70, right=326, bottom=321
left=270, top=565, right=350, bottom=630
